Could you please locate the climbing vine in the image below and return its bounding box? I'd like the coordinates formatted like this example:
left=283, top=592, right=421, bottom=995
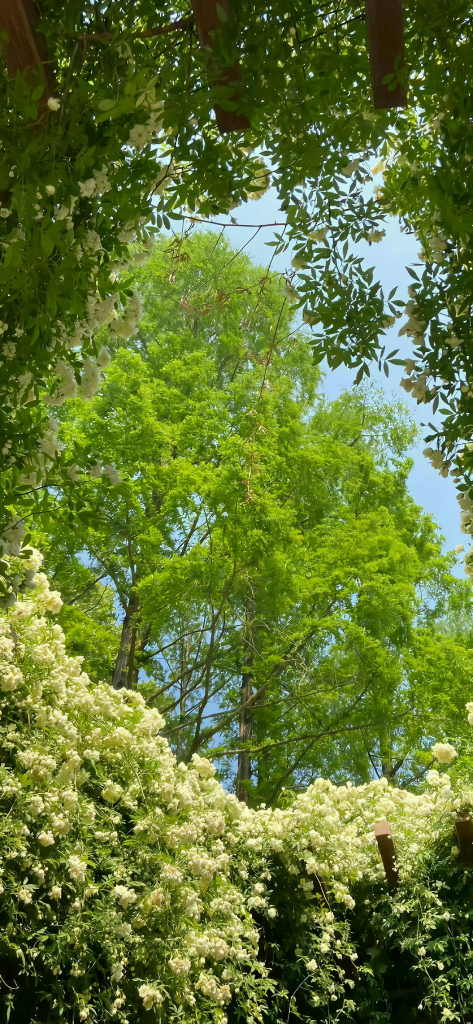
left=0, top=0, right=471, bottom=597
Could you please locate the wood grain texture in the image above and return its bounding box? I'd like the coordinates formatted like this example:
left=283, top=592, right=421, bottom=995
left=455, top=816, right=473, bottom=866
left=190, top=0, right=249, bottom=133
left=364, top=0, right=406, bottom=109
left=374, top=820, right=399, bottom=889
left=0, top=0, right=54, bottom=118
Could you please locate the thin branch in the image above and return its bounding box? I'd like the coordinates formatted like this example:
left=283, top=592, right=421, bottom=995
left=187, top=217, right=287, bottom=229
left=209, top=720, right=385, bottom=758
left=55, top=17, right=193, bottom=44
left=300, top=12, right=365, bottom=47
left=61, top=571, right=109, bottom=607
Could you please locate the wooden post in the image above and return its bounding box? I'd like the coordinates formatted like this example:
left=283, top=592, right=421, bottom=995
left=374, top=820, right=399, bottom=889
left=455, top=816, right=473, bottom=866
left=0, top=0, right=54, bottom=92
left=364, top=0, right=407, bottom=110
left=190, top=0, right=249, bottom=133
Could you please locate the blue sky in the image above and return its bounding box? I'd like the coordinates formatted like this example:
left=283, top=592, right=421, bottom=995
left=188, top=188, right=463, bottom=564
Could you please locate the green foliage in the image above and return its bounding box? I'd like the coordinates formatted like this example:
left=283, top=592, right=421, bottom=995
left=37, top=234, right=473, bottom=802
left=0, top=0, right=472, bottom=598
left=1, top=581, right=473, bottom=1024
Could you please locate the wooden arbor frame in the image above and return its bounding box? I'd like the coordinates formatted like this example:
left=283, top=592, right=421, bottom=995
left=0, top=0, right=406, bottom=140
left=374, top=815, right=473, bottom=891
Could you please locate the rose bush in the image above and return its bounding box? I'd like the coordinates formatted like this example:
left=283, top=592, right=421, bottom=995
left=1, top=552, right=473, bottom=1023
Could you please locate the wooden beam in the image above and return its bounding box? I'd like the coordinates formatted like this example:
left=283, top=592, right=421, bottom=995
left=364, top=0, right=407, bottom=110
left=0, top=0, right=54, bottom=106
left=374, top=820, right=399, bottom=889
left=190, top=0, right=249, bottom=134
left=455, top=816, right=473, bottom=866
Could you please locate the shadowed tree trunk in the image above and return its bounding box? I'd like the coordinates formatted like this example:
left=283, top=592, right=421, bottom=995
left=236, top=664, right=252, bottom=801
left=236, top=608, right=254, bottom=802
left=176, top=631, right=191, bottom=762
left=112, top=592, right=139, bottom=689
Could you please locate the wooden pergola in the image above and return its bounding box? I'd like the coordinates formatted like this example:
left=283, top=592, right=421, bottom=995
left=0, top=0, right=406, bottom=136
left=374, top=815, right=473, bottom=891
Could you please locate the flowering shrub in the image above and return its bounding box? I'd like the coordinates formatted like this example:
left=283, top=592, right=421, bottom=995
left=1, top=552, right=473, bottom=1023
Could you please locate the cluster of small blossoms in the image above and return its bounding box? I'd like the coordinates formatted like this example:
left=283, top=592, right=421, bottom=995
left=0, top=570, right=276, bottom=1023
left=0, top=543, right=61, bottom=610
left=0, top=74, right=180, bottom=529
left=401, top=354, right=430, bottom=404
left=423, top=444, right=450, bottom=477
left=0, top=561, right=472, bottom=1022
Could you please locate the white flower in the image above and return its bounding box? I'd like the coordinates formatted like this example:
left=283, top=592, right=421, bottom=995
left=431, top=742, right=458, bottom=764
left=191, top=753, right=216, bottom=778
left=47, top=97, right=61, bottom=111
left=38, top=830, right=55, bottom=847
left=43, top=590, right=63, bottom=614
left=93, top=165, right=110, bottom=194
left=426, top=770, right=441, bottom=787
left=102, top=464, right=120, bottom=485
left=114, top=884, right=137, bottom=909
left=128, top=124, right=152, bottom=149
left=291, top=255, right=308, bottom=270
left=169, top=956, right=191, bottom=976
left=79, top=179, right=97, bottom=199
left=111, top=962, right=124, bottom=982
left=50, top=885, right=62, bottom=899
left=138, top=984, right=163, bottom=1010
left=83, top=229, right=101, bottom=253
left=22, top=548, right=43, bottom=573
left=25, top=795, right=45, bottom=816
left=96, top=347, right=111, bottom=368
left=45, top=184, right=56, bottom=195
left=68, top=855, right=87, bottom=883
left=0, top=664, right=23, bottom=692
left=161, top=863, right=183, bottom=884
left=88, top=459, right=103, bottom=478
left=81, top=358, right=101, bottom=400
left=102, top=780, right=123, bottom=803
left=341, top=158, right=360, bottom=177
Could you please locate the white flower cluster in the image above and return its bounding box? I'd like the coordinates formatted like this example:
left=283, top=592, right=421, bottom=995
left=398, top=286, right=426, bottom=346
left=109, top=291, right=143, bottom=341
left=0, top=571, right=271, bottom=1023
left=418, top=232, right=448, bottom=263
left=0, top=563, right=472, bottom=1024
left=127, top=102, right=165, bottom=151
left=423, top=445, right=450, bottom=477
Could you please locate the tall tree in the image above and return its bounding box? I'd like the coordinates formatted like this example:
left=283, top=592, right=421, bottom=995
left=37, top=234, right=473, bottom=802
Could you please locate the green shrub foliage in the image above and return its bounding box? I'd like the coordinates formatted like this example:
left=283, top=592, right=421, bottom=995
left=0, top=554, right=473, bottom=1023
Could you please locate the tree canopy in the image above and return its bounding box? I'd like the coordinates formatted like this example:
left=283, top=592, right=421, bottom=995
left=35, top=233, right=473, bottom=804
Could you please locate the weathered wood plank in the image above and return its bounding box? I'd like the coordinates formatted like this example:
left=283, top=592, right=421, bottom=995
left=0, top=0, right=54, bottom=92
left=456, top=815, right=473, bottom=866
left=191, top=0, right=249, bottom=133
left=374, top=819, right=399, bottom=889
left=364, top=0, right=406, bottom=109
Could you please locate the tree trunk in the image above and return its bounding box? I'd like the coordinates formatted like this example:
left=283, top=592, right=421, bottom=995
left=236, top=666, right=252, bottom=802
left=176, top=634, right=190, bottom=763
left=380, top=722, right=395, bottom=781
left=112, top=593, right=139, bottom=689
